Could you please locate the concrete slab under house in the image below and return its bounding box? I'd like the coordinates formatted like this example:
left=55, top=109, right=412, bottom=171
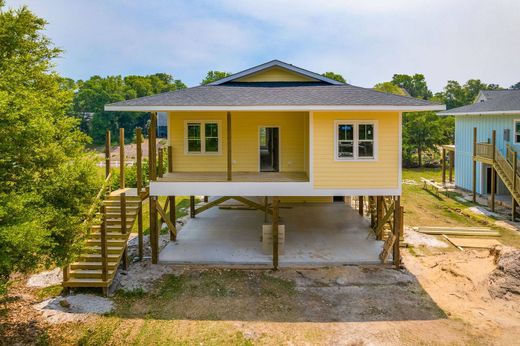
left=63, top=60, right=445, bottom=293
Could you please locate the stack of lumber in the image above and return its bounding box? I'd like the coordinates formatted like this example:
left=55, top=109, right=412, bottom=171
left=415, top=226, right=502, bottom=250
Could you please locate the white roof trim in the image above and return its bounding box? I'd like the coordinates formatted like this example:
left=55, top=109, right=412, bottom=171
left=207, top=60, right=344, bottom=86
left=105, top=104, right=445, bottom=112
left=439, top=110, right=520, bottom=116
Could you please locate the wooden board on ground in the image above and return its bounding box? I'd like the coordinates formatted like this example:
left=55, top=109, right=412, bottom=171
left=445, top=236, right=502, bottom=249
left=416, top=226, right=500, bottom=237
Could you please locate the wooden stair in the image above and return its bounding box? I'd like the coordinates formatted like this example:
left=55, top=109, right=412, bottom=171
left=62, top=189, right=142, bottom=292
left=493, top=150, right=520, bottom=206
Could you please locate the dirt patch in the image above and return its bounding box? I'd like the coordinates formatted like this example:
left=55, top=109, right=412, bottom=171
left=34, top=294, right=113, bottom=324
left=489, top=246, right=520, bottom=300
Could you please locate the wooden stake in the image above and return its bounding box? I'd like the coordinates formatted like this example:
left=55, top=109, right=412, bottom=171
left=167, top=145, right=173, bottom=173
left=272, top=196, right=279, bottom=270
left=150, top=196, right=158, bottom=264
left=169, top=196, right=176, bottom=241
left=105, top=129, right=111, bottom=178
left=190, top=196, right=195, bottom=218
left=449, top=150, right=454, bottom=183
left=442, top=147, right=446, bottom=184
left=491, top=130, right=496, bottom=212
left=158, top=147, right=164, bottom=178
left=138, top=203, right=143, bottom=261
left=472, top=127, right=477, bottom=203
left=136, top=128, right=142, bottom=194
left=227, top=111, right=232, bottom=181
left=119, top=128, right=125, bottom=189
left=149, top=113, right=157, bottom=181
left=393, top=196, right=401, bottom=267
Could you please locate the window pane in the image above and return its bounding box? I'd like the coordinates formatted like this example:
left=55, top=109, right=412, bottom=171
left=338, top=141, right=354, bottom=158
left=205, top=123, right=218, bottom=137
left=359, top=124, right=374, bottom=140
left=188, top=123, right=200, bottom=139
left=188, top=139, right=201, bottom=152
left=338, top=124, right=353, bottom=141
left=358, top=142, right=374, bottom=158
left=205, top=138, right=218, bottom=152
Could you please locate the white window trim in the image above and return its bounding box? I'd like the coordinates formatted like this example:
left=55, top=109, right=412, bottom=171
left=514, top=119, right=520, bottom=144
left=334, top=120, right=378, bottom=161
left=184, top=120, right=222, bottom=155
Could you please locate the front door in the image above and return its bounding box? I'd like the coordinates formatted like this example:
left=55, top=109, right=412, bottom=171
left=259, top=127, right=279, bottom=172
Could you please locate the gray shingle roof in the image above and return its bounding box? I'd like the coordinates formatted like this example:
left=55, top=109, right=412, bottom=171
left=438, top=90, right=520, bottom=115
left=105, top=82, right=442, bottom=110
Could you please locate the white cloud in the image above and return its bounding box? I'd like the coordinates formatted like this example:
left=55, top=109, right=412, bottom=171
left=5, top=0, right=520, bottom=90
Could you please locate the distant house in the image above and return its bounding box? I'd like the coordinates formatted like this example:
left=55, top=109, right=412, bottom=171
left=439, top=90, right=520, bottom=213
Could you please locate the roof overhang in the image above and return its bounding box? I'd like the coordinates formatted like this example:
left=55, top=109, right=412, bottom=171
left=105, top=104, right=446, bottom=112
left=438, top=110, right=520, bottom=116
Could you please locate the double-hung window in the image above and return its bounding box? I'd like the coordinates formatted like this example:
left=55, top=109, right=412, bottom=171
left=186, top=121, right=220, bottom=154
left=335, top=121, right=376, bottom=160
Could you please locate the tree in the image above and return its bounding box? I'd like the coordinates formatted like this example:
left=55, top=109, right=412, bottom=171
left=373, top=82, right=408, bottom=96
left=0, top=2, right=101, bottom=292
left=73, top=73, right=186, bottom=144
left=391, top=74, right=432, bottom=99
left=434, top=79, right=502, bottom=109
left=321, top=72, right=346, bottom=83
left=201, top=70, right=232, bottom=85
left=402, top=112, right=443, bottom=167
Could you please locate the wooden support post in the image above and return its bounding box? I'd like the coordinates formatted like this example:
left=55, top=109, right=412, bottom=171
left=138, top=203, right=143, bottom=261
left=513, top=153, right=517, bottom=222
left=150, top=196, right=158, bottom=264
left=376, top=196, right=383, bottom=238
left=169, top=196, right=176, bottom=241
left=449, top=150, right=454, bottom=183
left=264, top=196, right=268, bottom=223
left=491, top=130, right=496, bottom=212
left=272, top=196, right=279, bottom=270
left=149, top=113, right=157, bottom=182
left=358, top=196, right=364, bottom=216
left=120, top=193, right=128, bottom=270
left=369, top=196, right=375, bottom=228
left=399, top=206, right=404, bottom=239
left=105, top=129, right=111, bottom=178
left=442, top=147, right=446, bottom=184
left=136, top=128, right=142, bottom=195
left=158, top=147, right=164, bottom=178
left=393, top=196, right=401, bottom=267
left=190, top=196, right=195, bottom=218
left=100, top=205, right=108, bottom=283
left=472, top=127, right=477, bottom=203
left=204, top=196, right=209, bottom=203
left=227, top=111, right=232, bottom=181
left=167, top=145, right=173, bottom=173
left=119, top=128, right=125, bottom=189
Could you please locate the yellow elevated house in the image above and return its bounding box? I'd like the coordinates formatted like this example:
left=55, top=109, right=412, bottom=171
left=101, top=60, right=444, bottom=272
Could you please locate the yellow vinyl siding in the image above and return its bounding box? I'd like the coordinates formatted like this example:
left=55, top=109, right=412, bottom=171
left=231, top=111, right=306, bottom=172
left=313, top=111, right=399, bottom=189
left=169, top=111, right=307, bottom=173
left=235, top=67, right=317, bottom=82
left=168, top=112, right=227, bottom=172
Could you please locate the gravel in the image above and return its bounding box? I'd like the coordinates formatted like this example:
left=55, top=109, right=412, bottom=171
left=34, top=294, right=113, bottom=324
left=405, top=227, right=449, bottom=248
left=26, top=268, right=62, bottom=288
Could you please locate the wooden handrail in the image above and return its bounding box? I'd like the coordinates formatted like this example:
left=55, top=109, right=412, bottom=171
left=100, top=205, right=108, bottom=282
left=120, top=192, right=126, bottom=234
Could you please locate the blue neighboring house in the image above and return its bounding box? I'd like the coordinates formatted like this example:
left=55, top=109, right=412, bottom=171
left=439, top=90, right=520, bottom=201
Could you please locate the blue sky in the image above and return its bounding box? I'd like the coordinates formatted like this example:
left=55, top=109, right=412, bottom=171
left=6, top=0, right=520, bottom=91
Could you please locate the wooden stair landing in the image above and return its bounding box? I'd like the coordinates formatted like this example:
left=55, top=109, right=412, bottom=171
left=63, top=189, right=142, bottom=290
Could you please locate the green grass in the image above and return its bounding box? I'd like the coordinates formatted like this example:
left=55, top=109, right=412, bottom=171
left=402, top=168, right=520, bottom=247
left=135, top=196, right=198, bottom=235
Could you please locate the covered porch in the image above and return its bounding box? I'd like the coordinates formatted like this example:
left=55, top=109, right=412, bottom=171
left=159, top=199, right=388, bottom=266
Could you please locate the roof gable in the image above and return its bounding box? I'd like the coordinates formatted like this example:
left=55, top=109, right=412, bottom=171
left=208, top=60, right=343, bottom=85
left=439, top=90, right=520, bottom=116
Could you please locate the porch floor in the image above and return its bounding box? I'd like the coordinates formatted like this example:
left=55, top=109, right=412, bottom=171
left=157, top=171, right=309, bottom=182
left=159, top=200, right=386, bottom=266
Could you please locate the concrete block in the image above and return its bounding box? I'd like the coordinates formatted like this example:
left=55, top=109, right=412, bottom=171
left=262, top=224, right=285, bottom=255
